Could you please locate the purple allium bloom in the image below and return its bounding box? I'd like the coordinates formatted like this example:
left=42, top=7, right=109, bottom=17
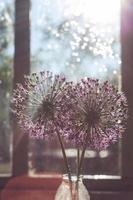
left=11, top=71, right=71, bottom=139
left=11, top=71, right=128, bottom=151
left=64, top=78, right=128, bottom=150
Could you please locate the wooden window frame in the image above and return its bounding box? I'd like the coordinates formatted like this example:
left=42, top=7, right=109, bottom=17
left=0, top=0, right=133, bottom=199
left=0, top=0, right=30, bottom=188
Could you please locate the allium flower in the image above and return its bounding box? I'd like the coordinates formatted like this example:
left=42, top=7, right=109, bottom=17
left=64, top=78, right=128, bottom=150
left=11, top=71, right=71, bottom=139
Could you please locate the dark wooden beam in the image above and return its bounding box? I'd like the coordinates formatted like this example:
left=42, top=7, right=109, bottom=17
left=121, top=0, right=133, bottom=179
left=13, top=0, right=30, bottom=176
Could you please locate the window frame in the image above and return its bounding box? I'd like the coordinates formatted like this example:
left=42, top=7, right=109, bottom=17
left=1, top=0, right=133, bottom=197
left=0, top=0, right=30, bottom=188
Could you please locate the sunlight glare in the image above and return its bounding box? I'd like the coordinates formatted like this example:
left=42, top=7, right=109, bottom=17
left=64, top=0, right=120, bottom=24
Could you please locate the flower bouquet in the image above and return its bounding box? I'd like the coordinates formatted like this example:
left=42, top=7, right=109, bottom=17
left=11, top=70, right=128, bottom=200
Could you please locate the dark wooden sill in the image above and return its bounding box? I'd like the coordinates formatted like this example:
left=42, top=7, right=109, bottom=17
left=90, top=192, right=133, bottom=200
left=1, top=175, right=133, bottom=200
left=1, top=190, right=133, bottom=200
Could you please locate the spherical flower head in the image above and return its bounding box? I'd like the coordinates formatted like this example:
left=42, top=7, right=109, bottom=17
left=64, top=78, right=128, bottom=150
left=11, top=71, right=71, bottom=139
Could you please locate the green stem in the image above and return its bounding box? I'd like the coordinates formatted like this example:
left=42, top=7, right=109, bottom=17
left=76, top=148, right=80, bottom=200
left=55, top=128, right=73, bottom=199
left=77, top=147, right=86, bottom=180
left=54, top=122, right=72, bottom=186
left=77, top=148, right=80, bottom=176
left=56, top=129, right=72, bottom=183
left=77, top=128, right=91, bottom=183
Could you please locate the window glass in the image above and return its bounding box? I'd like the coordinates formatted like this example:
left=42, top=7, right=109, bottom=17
left=30, top=0, right=121, bottom=177
left=0, top=0, right=14, bottom=176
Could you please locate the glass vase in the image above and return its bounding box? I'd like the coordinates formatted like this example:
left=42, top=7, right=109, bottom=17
left=55, top=174, right=90, bottom=200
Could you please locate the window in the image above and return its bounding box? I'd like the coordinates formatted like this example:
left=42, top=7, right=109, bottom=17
left=29, top=0, right=121, bottom=177
left=0, top=0, right=14, bottom=176
left=0, top=0, right=133, bottom=199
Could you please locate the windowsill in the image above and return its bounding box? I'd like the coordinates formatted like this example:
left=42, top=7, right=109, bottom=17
left=1, top=175, right=133, bottom=200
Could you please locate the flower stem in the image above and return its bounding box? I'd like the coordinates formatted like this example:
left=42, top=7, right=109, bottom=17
left=76, top=148, right=80, bottom=200
left=55, top=128, right=73, bottom=198
left=77, top=147, right=86, bottom=180
left=77, top=128, right=91, bottom=182
left=54, top=124, right=72, bottom=185
left=77, top=148, right=80, bottom=177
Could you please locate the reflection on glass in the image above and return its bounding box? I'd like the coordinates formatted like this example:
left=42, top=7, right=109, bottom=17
left=0, top=0, right=14, bottom=176
left=30, top=0, right=121, bottom=177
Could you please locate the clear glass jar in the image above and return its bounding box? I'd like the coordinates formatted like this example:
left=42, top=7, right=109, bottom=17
left=55, top=174, right=90, bottom=200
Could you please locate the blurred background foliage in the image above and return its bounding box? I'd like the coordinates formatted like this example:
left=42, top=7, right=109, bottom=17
left=0, top=1, right=13, bottom=163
